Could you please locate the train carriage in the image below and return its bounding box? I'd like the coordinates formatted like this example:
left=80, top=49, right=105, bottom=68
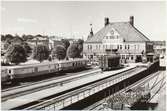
left=2, top=58, right=88, bottom=84
left=59, top=58, right=88, bottom=71
left=1, top=68, right=10, bottom=83
left=7, top=65, right=35, bottom=79
left=7, top=62, right=60, bottom=79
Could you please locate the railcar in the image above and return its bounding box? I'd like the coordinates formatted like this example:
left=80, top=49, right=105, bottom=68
left=1, top=68, right=10, bottom=84
left=7, top=62, right=59, bottom=80
left=59, top=58, right=88, bottom=71
left=99, top=54, right=121, bottom=71
left=3, top=58, right=88, bottom=83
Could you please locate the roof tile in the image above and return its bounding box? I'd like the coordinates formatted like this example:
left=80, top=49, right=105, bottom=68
left=85, top=22, right=150, bottom=43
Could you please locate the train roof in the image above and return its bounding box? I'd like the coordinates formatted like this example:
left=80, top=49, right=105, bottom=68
left=101, top=54, right=120, bottom=58
left=5, top=58, right=88, bottom=69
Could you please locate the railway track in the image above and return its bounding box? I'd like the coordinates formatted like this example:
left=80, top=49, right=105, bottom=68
left=2, top=65, right=139, bottom=110
left=23, top=67, right=142, bottom=110
left=2, top=68, right=101, bottom=102
left=2, top=68, right=97, bottom=91
left=86, top=70, right=165, bottom=110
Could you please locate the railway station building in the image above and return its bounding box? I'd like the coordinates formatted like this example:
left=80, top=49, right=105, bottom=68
left=83, top=16, right=154, bottom=63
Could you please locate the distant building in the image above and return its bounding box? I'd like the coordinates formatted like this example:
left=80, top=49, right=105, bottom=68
left=83, top=16, right=154, bottom=63
left=48, top=36, right=62, bottom=50
left=152, top=41, right=166, bottom=57
left=27, top=35, right=49, bottom=49
left=48, top=36, right=81, bottom=50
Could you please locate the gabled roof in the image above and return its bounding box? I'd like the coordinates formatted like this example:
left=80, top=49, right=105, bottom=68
left=85, top=22, right=150, bottom=43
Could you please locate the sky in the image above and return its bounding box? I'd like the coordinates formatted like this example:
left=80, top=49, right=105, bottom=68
left=1, top=1, right=166, bottom=41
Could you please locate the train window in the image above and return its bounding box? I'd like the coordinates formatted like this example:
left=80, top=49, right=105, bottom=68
left=117, top=45, right=119, bottom=49
left=131, top=56, right=133, bottom=60
left=8, top=70, right=11, bottom=73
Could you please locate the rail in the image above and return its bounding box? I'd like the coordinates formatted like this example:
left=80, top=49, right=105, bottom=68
left=86, top=71, right=164, bottom=110
left=2, top=69, right=101, bottom=101
left=24, top=67, right=145, bottom=110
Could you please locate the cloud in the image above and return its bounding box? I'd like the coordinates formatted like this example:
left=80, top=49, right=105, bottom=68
left=17, top=18, right=37, bottom=23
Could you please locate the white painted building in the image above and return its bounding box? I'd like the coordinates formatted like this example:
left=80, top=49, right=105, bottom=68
left=83, top=16, right=154, bottom=63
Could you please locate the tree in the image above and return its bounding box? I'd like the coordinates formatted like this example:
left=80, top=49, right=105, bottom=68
left=67, top=43, right=80, bottom=59
left=61, top=39, right=70, bottom=50
left=12, top=35, right=23, bottom=44
left=1, top=34, right=5, bottom=41
left=77, top=39, right=84, bottom=54
left=22, top=42, right=32, bottom=56
left=3, top=34, right=14, bottom=50
left=32, top=44, right=49, bottom=62
left=77, top=39, right=84, bottom=45
left=5, top=34, right=14, bottom=41
left=5, top=44, right=27, bottom=65
left=51, top=45, right=66, bottom=60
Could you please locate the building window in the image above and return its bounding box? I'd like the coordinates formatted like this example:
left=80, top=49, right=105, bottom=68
left=122, top=55, right=125, bottom=59
left=134, top=45, right=136, bottom=49
left=131, top=55, right=133, bottom=60
left=117, top=45, right=119, bottom=49
left=128, top=45, right=130, bottom=49
left=90, top=45, right=92, bottom=50
left=120, top=45, right=122, bottom=49
left=125, top=45, right=126, bottom=49
left=126, top=55, right=129, bottom=59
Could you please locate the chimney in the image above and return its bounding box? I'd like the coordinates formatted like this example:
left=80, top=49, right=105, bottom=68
left=104, top=17, right=109, bottom=26
left=129, top=16, right=134, bottom=26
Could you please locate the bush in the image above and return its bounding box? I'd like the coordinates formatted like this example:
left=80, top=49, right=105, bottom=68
left=67, top=43, right=80, bottom=59
left=61, top=39, right=70, bottom=50
left=51, top=45, right=66, bottom=60
left=5, top=44, right=27, bottom=65
left=32, top=44, right=49, bottom=62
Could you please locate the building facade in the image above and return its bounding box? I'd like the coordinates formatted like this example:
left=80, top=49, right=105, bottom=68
left=152, top=41, right=166, bottom=57
left=27, top=35, right=49, bottom=49
left=83, top=16, right=154, bottom=63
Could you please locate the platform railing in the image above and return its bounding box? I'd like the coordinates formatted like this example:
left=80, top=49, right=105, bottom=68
left=25, top=67, right=146, bottom=110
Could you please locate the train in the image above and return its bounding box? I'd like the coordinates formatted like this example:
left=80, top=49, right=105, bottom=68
left=99, top=54, right=121, bottom=71
left=1, top=58, right=88, bottom=84
left=1, top=68, right=10, bottom=84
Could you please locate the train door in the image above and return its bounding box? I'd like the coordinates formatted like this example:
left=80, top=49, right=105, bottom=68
left=55, top=64, right=58, bottom=71
left=34, top=67, right=38, bottom=73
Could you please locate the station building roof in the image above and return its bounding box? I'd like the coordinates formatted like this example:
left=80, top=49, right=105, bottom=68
left=85, top=22, right=150, bottom=43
